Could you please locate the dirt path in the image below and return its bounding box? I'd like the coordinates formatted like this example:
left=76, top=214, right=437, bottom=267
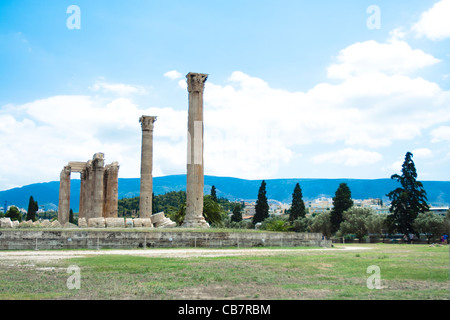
left=0, top=246, right=371, bottom=263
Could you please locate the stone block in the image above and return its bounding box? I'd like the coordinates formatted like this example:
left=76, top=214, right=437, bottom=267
left=151, top=212, right=165, bottom=225
left=40, top=220, right=52, bottom=228
left=88, top=218, right=105, bottom=228
left=33, top=221, right=41, bottom=227
left=78, top=218, right=87, bottom=228
left=0, top=218, right=13, bottom=228
left=142, top=218, right=153, bottom=228
left=64, top=222, right=78, bottom=228
left=132, top=218, right=143, bottom=227
left=105, top=218, right=125, bottom=228
left=51, top=220, right=62, bottom=228
left=156, top=218, right=177, bottom=228
left=12, top=220, right=19, bottom=228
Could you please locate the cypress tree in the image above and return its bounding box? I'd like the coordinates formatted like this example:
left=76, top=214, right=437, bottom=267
left=210, top=185, right=218, bottom=202
left=289, top=183, right=306, bottom=222
left=26, top=196, right=38, bottom=222
left=69, top=209, right=74, bottom=224
left=253, top=180, right=269, bottom=225
left=330, top=183, right=353, bottom=234
left=387, top=151, right=429, bottom=243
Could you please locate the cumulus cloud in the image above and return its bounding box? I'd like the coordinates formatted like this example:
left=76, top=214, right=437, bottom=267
left=412, top=0, right=450, bottom=40
left=164, top=70, right=183, bottom=80
left=412, top=148, right=433, bottom=158
left=89, top=79, right=146, bottom=95
left=430, top=126, right=450, bottom=143
left=327, top=40, right=440, bottom=79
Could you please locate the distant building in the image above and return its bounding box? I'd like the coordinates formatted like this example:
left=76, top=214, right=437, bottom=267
left=429, top=207, right=449, bottom=217
left=307, top=197, right=333, bottom=215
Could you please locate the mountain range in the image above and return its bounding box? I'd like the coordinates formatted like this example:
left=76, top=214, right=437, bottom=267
left=1, top=175, right=449, bottom=212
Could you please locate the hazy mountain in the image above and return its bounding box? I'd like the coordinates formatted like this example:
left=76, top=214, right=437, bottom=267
left=1, top=175, right=449, bottom=211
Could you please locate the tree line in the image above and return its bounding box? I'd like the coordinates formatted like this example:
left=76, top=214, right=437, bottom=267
left=249, top=152, right=450, bottom=243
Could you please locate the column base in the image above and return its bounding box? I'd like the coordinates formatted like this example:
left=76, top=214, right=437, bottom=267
left=182, top=216, right=210, bottom=228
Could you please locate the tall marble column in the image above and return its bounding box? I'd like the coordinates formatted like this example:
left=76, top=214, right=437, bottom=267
left=139, top=115, right=157, bottom=220
left=103, top=162, right=120, bottom=218
left=84, top=160, right=94, bottom=220
left=92, top=153, right=105, bottom=218
left=183, top=72, right=209, bottom=228
left=58, top=166, right=71, bottom=225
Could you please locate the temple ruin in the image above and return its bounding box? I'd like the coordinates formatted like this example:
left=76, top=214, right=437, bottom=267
left=57, top=72, right=211, bottom=229
left=57, top=152, right=119, bottom=224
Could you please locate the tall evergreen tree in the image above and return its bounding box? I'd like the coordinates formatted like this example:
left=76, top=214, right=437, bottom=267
left=253, top=180, right=269, bottom=225
left=210, top=185, right=218, bottom=202
left=231, top=203, right=243, bottom=223
left=330, top=183, right=353, bottom=234
left=387, top=151, right=429, bottom=243
left=69, top=209, right=74, bottom=224
left=26, top=196, right=38, bottom=222
left=289, top=183, right=306, bottom=222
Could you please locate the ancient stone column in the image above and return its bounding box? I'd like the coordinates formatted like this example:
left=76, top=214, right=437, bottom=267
left=139, top=116, right=157, bottom=220
left=183, top=72, right=209, bottom=228
left=92, top=153, right=105, bottom=219
left=103, top=162, right=120, bottom=218
left=85, top=160, right=94, bottom=220
left=58, top=166, right=71, bottom=225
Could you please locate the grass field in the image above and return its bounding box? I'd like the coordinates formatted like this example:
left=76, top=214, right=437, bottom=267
left=0, top=244, right=448, bottom=300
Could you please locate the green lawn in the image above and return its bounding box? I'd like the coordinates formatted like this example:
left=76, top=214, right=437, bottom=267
left=0, top=244, right=448, bottom=300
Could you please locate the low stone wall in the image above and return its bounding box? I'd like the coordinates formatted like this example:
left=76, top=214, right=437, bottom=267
left=0, top=230, right=331, bottom=250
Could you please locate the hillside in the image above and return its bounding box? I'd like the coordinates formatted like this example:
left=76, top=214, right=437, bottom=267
left=1, top=175, right=449, bottom=211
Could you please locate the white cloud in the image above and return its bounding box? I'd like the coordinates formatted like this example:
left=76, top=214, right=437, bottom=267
left=430, top=126, right=450, bottom=143
left=164, top=70, right=183, bottom=80
left=412, top=148, right=433, bottom=158
left=388, top=28, right=407, bottom=42
left=89, top=80, right=146, bottom=95
left=311, top=148, right=383, bottom=166
left=327, top=40, right=440, bottom=79
left=412, top=0, right=450, bottom=40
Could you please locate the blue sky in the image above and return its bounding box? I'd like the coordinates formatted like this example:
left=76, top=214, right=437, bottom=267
left=1, top=0, right=450, bottom=191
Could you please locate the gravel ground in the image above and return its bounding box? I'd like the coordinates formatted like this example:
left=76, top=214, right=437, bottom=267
left=0, top=246, right=371, bottom=263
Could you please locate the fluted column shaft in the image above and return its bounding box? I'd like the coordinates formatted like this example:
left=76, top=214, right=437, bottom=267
left=139, top=116, right=157, bottom=220
left=183, top=72, right=209, bottom=228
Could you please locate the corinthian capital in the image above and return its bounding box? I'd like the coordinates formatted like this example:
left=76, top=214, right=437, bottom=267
left=140, top=116, right=157, bottom=131
left=186, top=72, right=208, bottom=93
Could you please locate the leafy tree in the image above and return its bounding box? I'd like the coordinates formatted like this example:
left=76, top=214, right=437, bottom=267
left=366, top=213, right=389, bottom=241
left=291, top=216, right=312, bottom=233
left=170, top=195, right=225, bottom=227
left=289, top=183, right=306, bottom=222
left=203, top=195, right=225, bottom=226
left=260, top=216, right=290, bottom=232
left=210, top=185, right=218, bottom=202
left=310, top=212, right=332, bottom=239
left=338, top=207, right=373, bottom=243
left=253, top=180, right=269, bottom=225
left=231, top=203, right=242, bottom=223
left=387, top=152, right=429, bottom=243
left=330, top=183, right=353, bottom=234
left=26, top=196, right=38, bottom=222
left=6, top=206, right=22, bottom=222
left=413, top=212, right=445, bottom=244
